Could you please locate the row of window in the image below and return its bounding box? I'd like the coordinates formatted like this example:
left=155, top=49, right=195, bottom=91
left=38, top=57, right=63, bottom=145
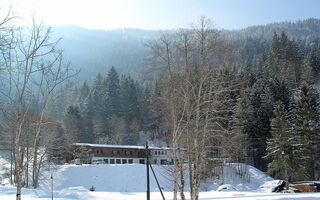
left=153, top=150, right=167, bottom=155
left=95, top=149, right=169, bottom=156
left=96, top=150, right=133, bottom=155
left=92, top=158, right=147, bottom=164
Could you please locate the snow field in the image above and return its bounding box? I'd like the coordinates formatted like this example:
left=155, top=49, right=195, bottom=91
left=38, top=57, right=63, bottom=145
left=1, top=161, right=320, bottom=199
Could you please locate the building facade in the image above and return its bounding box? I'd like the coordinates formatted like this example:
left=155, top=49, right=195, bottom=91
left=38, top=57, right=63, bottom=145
left=72, top=143, right=173, bottom=165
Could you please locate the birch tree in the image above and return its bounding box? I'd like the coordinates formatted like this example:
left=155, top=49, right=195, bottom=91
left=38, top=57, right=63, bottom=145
left=0, top=19, right=77, bottom=199
left=146, top=17, right=230, bottom=200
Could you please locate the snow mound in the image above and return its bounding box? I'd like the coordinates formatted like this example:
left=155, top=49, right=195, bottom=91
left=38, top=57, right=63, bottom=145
left=259, top=180, right=284, bottom=192
left=209, top=163, right=273, bottom=191
left=39, top=164, right=174, bottom=192
left=217, top=184, right=237, bottom=192
left=37, top=163, right=272, bottom=193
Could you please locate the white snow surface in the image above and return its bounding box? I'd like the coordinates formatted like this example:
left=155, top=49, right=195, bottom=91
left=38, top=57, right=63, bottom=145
left=38, top=164, right=175, bottom=192
left=1, top=161, right=320, bottom=199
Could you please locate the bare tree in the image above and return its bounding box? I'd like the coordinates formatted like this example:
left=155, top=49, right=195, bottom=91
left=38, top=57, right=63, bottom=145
left=146, top=17, right=231, bottom=200
left=146, top=31, right=187, bottom=200
left=0, top=18, right=78, bottom=199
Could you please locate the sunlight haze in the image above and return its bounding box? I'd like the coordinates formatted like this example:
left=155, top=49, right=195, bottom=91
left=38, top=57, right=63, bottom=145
left=10, top=0, right=320, bottom=30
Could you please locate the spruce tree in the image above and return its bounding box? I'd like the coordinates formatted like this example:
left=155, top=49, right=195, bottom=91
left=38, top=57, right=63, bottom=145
left=265, top=101, right=293, bottom=190
left=104, top=66, right=120, bottom=118
left=230, top=89, right=254, bottom=163
left=89, top=73, right=105, bottom=116
left=306, top=48, right=320, bottom=83
left=290, top=82, right=320, bottom=180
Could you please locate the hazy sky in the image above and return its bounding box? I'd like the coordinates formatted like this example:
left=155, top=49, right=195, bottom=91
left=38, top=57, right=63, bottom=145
left=6, top=0, right=320, bottom=30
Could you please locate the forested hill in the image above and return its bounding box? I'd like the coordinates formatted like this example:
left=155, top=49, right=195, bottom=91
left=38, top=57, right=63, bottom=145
left=226, top=18, right=320, bottom=39
left=52, top=18, right=320, bottom=82
left=51, top=26, right=159, bottom=82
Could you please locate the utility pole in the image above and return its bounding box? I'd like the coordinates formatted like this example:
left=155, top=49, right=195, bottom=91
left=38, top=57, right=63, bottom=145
left=146, top=141, right=150, bottom=200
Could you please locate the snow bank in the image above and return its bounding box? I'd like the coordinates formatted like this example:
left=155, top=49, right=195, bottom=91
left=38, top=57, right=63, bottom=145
left=39, top=164, right=174, bottom=192
left=208, top=163, right=273, bottom=191
left=37, top=162, right=273, bottom=193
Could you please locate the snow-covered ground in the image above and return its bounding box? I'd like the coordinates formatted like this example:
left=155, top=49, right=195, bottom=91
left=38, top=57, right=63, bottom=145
left=1, top=185, right=320, bottom=200
left=0, top=158, right=319, bottom=199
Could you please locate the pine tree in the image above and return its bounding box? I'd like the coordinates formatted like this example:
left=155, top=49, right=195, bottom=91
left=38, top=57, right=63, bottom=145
left=265, top=101, right=293, bottom=191
left=104, top=66, right=120, bottom=118
left=247, top=81, right=271, bottom=171
left=211, top=65, right=240, bottom=160
left=64, top=105, right=93, bottom=143
left=266, top=32, right=303, bottom=89
left=118, top=75, right=139, bottom=121
left=306, top=48, right=320, bottom=83
left=265, top=32, right=281, bottom=78
left=290, top=82, right=320, bottom=180
left=89, top=73, right=105, bottom=116
left=230, top=89, right=254, bottom=163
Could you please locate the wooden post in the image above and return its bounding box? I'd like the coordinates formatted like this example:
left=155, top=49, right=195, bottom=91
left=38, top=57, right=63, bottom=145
left=146, top=141, right=150, bottom=200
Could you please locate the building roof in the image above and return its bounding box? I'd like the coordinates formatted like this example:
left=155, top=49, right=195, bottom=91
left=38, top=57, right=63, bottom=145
left=73, top=143, right=171, bottom=150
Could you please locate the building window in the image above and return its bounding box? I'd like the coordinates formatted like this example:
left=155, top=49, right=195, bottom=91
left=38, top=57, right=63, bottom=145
left=104, top=159, right=108, bottom=164
left=139, top=159, right=145, bottom=164
left=125, top=151, right=132, bottom=155
left=155, top=151, right=157, bottom=155
left=96, top=150, right=103, bottom=154
left=122, top=159, right=127, bottom=164
left=128, top=159, right=133, bottom=164
left=161, top=159, right=167, bottom=165
left=116, top=159, right=121, bottom=164
left=110, top=159, right=115, bottom=164
left=112, top=150, right=120, bottom=155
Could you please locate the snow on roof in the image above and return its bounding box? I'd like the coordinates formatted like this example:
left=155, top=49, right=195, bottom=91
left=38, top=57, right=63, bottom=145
left=73, top=143, right=171, bottom=150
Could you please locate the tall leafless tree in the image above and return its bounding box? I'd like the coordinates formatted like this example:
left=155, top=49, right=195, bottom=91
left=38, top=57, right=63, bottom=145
left=0, top=18, right=78, bottom=199
left=146, top=17, right=232, bottom=200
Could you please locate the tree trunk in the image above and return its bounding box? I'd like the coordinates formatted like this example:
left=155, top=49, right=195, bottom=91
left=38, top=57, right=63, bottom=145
left=178, top=147, right=185, bottom=200
left=173, top=143, right=178, bottom=200
left=32, top=112, right=45, bottom=188
left=15, top=124, right=23, bottom=200
left=32, top=149, right=39, bottom=188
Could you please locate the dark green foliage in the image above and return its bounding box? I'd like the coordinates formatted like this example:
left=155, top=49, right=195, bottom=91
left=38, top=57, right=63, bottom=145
left=247, top=82, right=271, bottom=171
left=265, top=32, right=304, bottom=89
left=265, top=102, right=294, bottom=188
left=230, top=90, right=254, bottom=163
left=306, top=48, right=320, bottom=83
left=104, top=66, right=120, bottom=118
left=63, top=67, right=151, bottom=145
left=47, top=124, right=71, bottom=164
left=64, top=105, right=93, bottom=143
left=290, top=82, right=320, bottom=180
left=118, top=75, right=139, bottom=121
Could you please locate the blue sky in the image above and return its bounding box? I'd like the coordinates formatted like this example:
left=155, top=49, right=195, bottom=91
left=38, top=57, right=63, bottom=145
left=9, top=0, right=320, bottom=30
